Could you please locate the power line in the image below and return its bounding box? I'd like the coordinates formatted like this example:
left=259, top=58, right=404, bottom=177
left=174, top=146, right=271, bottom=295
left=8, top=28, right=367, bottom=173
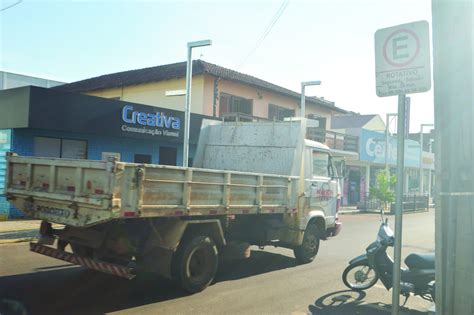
left=0, top=0, right=23, bottom=12
left=239, top=0, right=290, bottom=69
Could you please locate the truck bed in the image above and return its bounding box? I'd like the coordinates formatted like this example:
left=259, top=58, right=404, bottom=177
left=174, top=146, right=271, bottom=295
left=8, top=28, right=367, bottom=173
left=5, top=154, right=297, bottom=227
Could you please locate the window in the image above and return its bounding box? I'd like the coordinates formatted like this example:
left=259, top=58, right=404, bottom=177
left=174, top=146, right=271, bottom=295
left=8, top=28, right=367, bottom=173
left=134, top=154, right=152, bottom=164
left=312, top=150, right=330, bottom=177
left=34, top=137, right=87, bottom=159
left=268, top=104, right=295, bottom=121
left=219, top=93, right=253, bottom=118
left=159, top=146, right=177, bottom=166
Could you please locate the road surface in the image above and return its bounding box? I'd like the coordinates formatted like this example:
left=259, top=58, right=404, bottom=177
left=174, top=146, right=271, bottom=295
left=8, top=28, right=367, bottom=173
left=0, top=211, right=435, bottom=315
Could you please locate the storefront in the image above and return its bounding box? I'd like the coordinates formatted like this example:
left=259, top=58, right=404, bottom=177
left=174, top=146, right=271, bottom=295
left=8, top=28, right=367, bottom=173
left=0, top=86, right=215, bottom=218
left=342, top=128, right=433, bottom=206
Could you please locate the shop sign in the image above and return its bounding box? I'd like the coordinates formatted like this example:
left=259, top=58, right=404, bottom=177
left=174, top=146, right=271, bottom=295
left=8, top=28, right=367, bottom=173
left=121, top=105, right=181, bottom=138
left=359, top=129, right=420, bottom=168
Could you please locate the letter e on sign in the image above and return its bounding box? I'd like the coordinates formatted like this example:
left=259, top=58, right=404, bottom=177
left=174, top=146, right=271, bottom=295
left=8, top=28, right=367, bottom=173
left=374, top=21, right=431, bottom=97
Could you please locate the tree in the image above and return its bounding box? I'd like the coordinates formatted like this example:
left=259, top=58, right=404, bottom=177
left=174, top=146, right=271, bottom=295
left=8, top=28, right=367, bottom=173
left=369, top=172, right=396, bottom=211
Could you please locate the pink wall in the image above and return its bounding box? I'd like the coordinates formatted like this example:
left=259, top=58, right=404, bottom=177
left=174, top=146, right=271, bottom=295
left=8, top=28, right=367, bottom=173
left=202, top=74, right=336, bottom=123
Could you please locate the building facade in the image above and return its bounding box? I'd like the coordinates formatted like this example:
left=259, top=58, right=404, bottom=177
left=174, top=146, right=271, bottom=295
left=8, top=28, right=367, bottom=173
left=329, top=114, right=435, bottom=206
left=0, top=72, right=65, bottom=219
left=1, top=61, right=351, bottom=218
left=55, top=60, right=347, bottom=125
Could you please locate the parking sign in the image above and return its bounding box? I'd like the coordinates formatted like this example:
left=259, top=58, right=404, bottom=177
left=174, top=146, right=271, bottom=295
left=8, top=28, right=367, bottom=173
left=375, top=21, right=431, bottom=97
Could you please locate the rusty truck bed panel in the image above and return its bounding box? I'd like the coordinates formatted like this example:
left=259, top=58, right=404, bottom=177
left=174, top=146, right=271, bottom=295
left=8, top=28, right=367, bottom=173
left=6, top=154, right=298, bottom=227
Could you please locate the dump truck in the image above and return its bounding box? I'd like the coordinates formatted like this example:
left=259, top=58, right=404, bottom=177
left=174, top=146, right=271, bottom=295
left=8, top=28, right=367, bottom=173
left=5, top=118, right=343, bottom=292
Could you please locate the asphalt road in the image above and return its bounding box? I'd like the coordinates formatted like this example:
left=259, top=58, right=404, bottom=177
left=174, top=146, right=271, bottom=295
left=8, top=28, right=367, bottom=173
left=0, top=211, right=435, bottom=315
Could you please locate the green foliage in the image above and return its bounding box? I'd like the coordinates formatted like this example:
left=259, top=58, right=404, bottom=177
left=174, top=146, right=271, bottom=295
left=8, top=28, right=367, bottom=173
left=369, top=172, right=396, bottom=210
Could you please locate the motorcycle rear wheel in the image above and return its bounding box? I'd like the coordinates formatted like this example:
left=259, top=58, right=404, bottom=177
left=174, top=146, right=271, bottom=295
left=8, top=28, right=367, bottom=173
left=342, top=261, right=379, bottom=291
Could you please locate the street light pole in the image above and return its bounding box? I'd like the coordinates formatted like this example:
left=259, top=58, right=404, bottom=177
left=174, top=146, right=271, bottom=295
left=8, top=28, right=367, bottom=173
left=419, top=123, right=434, bottom=194
left=385, top=113, right=397, bottom=179
left=428, top=139, right=434, bottom=203
left=183, top=39, right=212, bottom=167
left=300, top=81, right=321, bottom=118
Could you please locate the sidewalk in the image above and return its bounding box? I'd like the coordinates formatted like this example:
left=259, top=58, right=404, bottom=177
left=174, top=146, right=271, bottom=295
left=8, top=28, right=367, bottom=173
left=0, top=220, right=42, bottom=244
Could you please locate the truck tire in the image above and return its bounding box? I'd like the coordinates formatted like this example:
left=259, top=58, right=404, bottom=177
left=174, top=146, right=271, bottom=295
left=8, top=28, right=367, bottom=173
left=172, top=235, right=218, bottom=293
left=293, top=224, right=320, bottom=264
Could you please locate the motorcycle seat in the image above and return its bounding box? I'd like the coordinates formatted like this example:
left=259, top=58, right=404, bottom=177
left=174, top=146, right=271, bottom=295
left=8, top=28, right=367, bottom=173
left=405, top=253, right=435, bottom=270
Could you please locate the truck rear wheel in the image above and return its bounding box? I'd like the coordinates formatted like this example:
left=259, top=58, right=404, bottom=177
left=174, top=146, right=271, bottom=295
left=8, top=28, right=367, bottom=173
left=293, top=224, right=320, bottom=264
left=172, top=235, right=218, bottom=293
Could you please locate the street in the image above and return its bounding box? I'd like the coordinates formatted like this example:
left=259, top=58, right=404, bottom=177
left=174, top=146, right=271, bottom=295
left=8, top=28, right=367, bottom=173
left=0, top=211, right=434, bottom=315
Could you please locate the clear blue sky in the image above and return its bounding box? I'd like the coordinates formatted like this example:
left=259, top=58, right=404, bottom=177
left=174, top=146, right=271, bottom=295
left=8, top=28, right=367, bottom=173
left=0, top=0, right=433, bottom=132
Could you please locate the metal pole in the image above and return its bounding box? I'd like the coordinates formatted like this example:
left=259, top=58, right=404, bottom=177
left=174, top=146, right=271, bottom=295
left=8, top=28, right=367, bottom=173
left=428, top=140, right=433, bottom=204
left=385, top=113, right=390, bottom=179
left=392, top=94, right=406, bottom=315
left=183, top=46, right=193, bottom=167
left=299, top=81, right=321, bottom=118
left=300, top=84, right=306, bottom=118
left=420, top=129, right=424, bottom=194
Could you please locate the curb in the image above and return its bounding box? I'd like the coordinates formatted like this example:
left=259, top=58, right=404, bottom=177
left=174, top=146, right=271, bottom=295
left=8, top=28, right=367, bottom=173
left=0, top=237, right=37, bottom=245
left=0, top=227, right=40, bottom=233
left=339, top=208, right=432, bottom=215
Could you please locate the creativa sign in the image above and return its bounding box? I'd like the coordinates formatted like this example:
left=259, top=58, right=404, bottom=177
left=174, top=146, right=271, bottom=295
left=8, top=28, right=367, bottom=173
left=121, top=105, right=181, bottom=137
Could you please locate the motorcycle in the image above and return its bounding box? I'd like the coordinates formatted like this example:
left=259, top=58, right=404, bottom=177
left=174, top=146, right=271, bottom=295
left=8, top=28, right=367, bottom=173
left=342, top=211, right=436, bottom=304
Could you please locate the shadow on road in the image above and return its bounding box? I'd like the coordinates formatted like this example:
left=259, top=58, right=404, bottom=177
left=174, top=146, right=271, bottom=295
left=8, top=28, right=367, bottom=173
left=215, top=249, right=297, bottom=282
left=0, top=250, right=298, bottom=314
left=308, top=290, right=431, bottom=315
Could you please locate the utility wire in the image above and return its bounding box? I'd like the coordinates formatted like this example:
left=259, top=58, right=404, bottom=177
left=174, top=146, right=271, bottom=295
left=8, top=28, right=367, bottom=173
left=238, top=0, right=290, bottom=69
left=0, top=0, right=23, bottom=12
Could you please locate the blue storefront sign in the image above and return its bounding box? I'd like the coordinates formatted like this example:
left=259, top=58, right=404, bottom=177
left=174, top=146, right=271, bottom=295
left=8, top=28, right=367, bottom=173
left=359, top=129, right=421, bottom=168
left=0, top=129, right=11, bottom=219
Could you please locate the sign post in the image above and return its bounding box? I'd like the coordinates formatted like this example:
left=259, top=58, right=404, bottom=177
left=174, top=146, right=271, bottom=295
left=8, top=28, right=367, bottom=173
left=374, top=20, right=431, bottom=315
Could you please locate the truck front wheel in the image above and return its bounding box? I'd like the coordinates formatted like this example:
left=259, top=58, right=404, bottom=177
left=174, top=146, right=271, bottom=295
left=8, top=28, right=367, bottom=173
left=293, top=224, right=320, bottom=264
left=172, top=235, right=218, bottom=293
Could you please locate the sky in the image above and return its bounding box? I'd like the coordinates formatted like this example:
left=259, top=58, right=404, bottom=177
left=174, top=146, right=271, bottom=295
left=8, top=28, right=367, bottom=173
left=0, top=0, right=434, bottom=133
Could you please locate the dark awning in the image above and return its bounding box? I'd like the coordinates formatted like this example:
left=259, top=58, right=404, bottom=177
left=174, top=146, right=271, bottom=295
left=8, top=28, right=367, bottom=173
left=0, top=86, right=216, bottom=144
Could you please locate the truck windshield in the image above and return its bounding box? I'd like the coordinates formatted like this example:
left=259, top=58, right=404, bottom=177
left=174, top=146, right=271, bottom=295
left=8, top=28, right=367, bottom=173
left=312, top=151, right=330, bottom=177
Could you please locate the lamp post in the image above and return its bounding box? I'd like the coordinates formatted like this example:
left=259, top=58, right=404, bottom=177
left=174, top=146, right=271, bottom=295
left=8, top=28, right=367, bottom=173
left=183, top=39, right=212, bottom=167
left=300, top=81, right=321, bottom=118
left=419, top=123, right=434, bottom=194
left=385, top=113, right=397, bottom=179
left=428, top=139, right=434, bottom=203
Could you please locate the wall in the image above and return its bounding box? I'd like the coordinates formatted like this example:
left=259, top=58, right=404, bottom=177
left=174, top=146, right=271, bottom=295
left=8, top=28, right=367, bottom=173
left=87, top=76, right=206, bottom=114
left=203, top=74, right=336, bottom=124
left=11, top=128, right=196, bottom=166
left=85, top=73, right=341, bottom=125
left=363, top=115, right=385, bottom=131
left=0, top=71, right=64, bottom=90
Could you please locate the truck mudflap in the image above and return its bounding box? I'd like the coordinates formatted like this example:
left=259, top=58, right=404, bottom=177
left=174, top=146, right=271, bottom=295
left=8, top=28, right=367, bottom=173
left=326, top=221, right=342, bottom=237
left=30, top=242, right=135, bottom=280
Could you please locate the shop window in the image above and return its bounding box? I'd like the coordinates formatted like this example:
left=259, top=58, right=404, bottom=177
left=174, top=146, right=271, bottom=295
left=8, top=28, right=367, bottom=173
left=268, top=104, right=295, bottom=121
left=33, top=137, right=87, bottom=159
left=219, top=93, right=253, bottom=119
left=159, top=147, right=177, bottom=166
left=61, top=139, right=87, bottom=159
left=134, top=154, right=152, bottom=164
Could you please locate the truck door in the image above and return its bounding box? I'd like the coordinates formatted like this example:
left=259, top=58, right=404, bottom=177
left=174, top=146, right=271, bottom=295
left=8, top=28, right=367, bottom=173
left=307, top=149, right=338, bottom=227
